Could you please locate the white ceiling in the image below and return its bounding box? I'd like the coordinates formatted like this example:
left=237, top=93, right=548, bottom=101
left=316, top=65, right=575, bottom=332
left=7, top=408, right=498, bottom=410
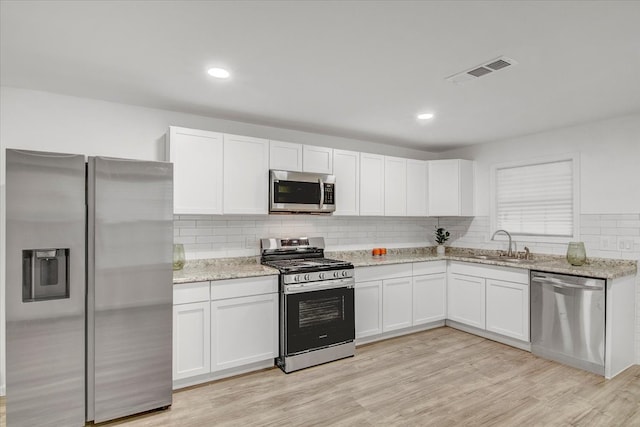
left=2, top=1, right=640, bottom=152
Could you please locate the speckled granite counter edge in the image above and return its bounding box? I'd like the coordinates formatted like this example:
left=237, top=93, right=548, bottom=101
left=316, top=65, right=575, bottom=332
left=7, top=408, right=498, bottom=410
left=174, top=248, right=637, bottom=284
left=173, top=256, right=279, bottom=285
left=327, top=247, right=637, bottom=280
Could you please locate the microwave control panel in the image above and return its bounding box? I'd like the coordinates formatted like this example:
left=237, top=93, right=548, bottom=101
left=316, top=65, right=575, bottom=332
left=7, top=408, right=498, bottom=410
left=323, top=183, right=335, bottom=204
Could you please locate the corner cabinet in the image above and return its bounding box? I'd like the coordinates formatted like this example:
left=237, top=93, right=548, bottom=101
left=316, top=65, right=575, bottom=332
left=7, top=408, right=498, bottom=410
left=223, top=134, right=269, bottom=214
left=428, top=159, right=474, bottom=216
left=167, top=126, right=223, bottom=214
left=355, top=261, right=446, bottom=344
left=447, top=261, right=529, bottom=343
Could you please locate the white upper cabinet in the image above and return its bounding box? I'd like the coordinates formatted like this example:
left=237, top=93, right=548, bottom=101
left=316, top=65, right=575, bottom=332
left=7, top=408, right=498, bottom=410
left=406, top=159, right=429, bottom=216
left=223, top=134, right=269, bottom=214
left=268, top=142, right=333, bottom=174
left=384, top=156, right=407, bottom=216
left=360, top=153, right=385, bottom=216
left=167, top=126, right=223, bottom=215
left=428, top=159, right=474, bottom=216
left=333, top=149, right=360, bottom=216
left=269, top=140, right=302, bottom=172
left=303, top=145, right=333, bottom=174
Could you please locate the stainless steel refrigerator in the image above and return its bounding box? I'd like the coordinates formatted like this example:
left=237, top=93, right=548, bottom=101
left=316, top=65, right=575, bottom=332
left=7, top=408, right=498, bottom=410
left=6, top=149, right=173, bottom=426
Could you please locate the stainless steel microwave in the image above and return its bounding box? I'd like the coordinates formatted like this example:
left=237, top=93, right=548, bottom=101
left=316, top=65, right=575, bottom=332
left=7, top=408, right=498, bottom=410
left=270, top=170, right=336, bottom=214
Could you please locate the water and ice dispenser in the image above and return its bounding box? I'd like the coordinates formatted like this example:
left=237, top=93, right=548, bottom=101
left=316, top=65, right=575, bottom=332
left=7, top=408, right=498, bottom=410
left=22, top=248, right=70, bottom=302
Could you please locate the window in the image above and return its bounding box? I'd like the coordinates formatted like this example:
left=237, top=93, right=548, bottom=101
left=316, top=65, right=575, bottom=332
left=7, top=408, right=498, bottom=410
left=491, top=155, right=579, bottom=241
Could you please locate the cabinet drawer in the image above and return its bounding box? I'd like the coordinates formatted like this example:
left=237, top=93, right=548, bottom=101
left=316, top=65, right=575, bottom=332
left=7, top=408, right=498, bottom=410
left=174, top=281, right=210, bottom=304
left=413, top=260, right=446, bottom=275
left=356, top=264, right=412, bottom=282
left=448, top=261, right=528, bottom=284
left=211, top=276, right=278, bottom=300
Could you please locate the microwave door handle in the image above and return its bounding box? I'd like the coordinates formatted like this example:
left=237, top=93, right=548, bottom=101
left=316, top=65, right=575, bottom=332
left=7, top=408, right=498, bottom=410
left=319, top=178, right=324, bottom=209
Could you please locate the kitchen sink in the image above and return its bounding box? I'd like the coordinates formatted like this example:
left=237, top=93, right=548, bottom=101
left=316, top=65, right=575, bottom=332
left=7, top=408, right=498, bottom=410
left=468, top=255, right=532, bottom=264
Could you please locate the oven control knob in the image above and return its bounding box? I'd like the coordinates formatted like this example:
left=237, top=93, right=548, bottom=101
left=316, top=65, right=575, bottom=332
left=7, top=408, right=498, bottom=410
left=333, top=271, right=339, bottom=278
left=341, top=271, right=348, bottom=277
left=294, top=275, right=300, bottom=282
left=319, top=273, right=325, bottom=279
left=304, top=274, right=311, bottom=281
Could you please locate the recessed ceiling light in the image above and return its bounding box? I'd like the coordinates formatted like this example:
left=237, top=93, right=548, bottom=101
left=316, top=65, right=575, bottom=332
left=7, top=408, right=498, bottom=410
left=207, top=67, right=230, bottom=79
left=417, top=113, right=434, bottom=120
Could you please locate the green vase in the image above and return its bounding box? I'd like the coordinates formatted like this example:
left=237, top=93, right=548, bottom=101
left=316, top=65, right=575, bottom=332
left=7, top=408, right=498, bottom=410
left=566, top=242, right=586, bottom=266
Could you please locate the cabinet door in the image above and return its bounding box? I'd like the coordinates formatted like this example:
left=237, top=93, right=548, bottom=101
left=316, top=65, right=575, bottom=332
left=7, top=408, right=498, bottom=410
left=168, top=126, right=223, bottom=214
left=382, top=277, right=413, bottom=332
left=447, top=273, right=485, bottom=329
left=428, top=159, right=474, bottom=216
left=223, top=134, right=269, bottom=214
left=360, top=153, right=385, bottom=216
left=355, top=280, right=383, bottom=338
left=269, top=140, right=302, bottom=172
left=413, top=273, right=446, bottom=325
left=303, top=145, right=333, bottom=174
left=333, top=149, right=360, bottom=216
left=406, top=159, right=428, bottom=216
left=384, top=156, right=407, bottom=216
left=211, top=293, right=278, bottom=371
left=173, top=302, right=211, bottom=380
left=486, top=279, right=529, bottom=341
left=428, top=159, right=460, bottom=216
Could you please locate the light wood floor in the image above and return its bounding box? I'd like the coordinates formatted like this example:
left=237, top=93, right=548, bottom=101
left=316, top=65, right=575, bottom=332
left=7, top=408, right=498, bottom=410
left=2, top=327, right=639, bottom=426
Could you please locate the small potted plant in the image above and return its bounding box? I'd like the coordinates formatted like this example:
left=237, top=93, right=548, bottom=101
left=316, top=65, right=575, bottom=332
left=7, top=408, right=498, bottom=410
left=434, top=227, right=450, bottom=256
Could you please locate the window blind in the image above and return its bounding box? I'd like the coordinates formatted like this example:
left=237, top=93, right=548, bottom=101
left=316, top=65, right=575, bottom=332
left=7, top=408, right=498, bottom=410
left=495, top=159, right=574, bottom=237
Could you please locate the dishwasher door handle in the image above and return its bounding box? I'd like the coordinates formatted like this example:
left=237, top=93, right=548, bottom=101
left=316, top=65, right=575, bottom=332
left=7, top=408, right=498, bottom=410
left=531, top=275, right=604, bottom=291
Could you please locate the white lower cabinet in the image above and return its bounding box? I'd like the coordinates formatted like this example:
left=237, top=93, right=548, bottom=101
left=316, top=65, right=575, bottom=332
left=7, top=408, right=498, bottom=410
left=486, top=279, right=529, bottom=341
left=413, top=273, right=447, bottom=325
left=172, top=276, right=278, bottom=388
left=173, top=282, right=211, bottom=381
left=382, top=277, right=413, bottom=331
left=447, top=273, right=486, bottom=329
left=355, top=262, right=446, bottom=342
left=447, top=261, right=530, bottom=344
left=355, top=280, right=383, bottom=338
left=173, top=302, right=211, bottom=381
left=211, top=293, right=278, bottom=371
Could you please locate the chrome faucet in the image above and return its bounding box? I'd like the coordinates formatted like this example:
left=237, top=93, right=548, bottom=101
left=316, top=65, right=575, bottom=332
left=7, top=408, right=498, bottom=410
left=491, top=229, right=514, bottom=257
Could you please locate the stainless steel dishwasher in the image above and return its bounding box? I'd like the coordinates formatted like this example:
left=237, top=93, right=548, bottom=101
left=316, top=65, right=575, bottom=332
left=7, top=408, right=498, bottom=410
left=530, top=271, right=605, bottom=375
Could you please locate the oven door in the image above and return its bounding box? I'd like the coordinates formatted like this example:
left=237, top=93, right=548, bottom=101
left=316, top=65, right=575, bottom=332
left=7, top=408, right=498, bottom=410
left=284, top=285, right=354, bottom=355
left=270, top=170, right=335, bottom=213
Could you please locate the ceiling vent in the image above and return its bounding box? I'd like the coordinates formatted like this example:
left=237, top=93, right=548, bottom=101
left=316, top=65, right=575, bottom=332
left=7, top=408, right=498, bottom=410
left=446, top=56, right=518, bottom=84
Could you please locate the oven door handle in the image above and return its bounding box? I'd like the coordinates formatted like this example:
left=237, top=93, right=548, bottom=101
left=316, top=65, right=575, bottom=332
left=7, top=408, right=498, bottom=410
left=284, top=278, right=354, bottom=294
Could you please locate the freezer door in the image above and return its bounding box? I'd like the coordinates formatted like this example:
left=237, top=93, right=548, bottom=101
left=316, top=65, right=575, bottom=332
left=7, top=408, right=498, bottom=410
left=5, top=149, right=86, bottom=427
left=87, top=156, right=173, bottom=423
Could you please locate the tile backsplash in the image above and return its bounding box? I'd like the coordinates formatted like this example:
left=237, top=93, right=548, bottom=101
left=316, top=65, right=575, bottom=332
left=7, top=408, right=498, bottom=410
left=174, top=214, right=439, bottom=259
left=174, top=212, right=640, bottom=364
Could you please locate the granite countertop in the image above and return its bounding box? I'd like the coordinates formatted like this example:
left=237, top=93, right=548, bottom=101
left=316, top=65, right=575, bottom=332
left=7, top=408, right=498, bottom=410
left=173, top=257, right=279, bottom=284
left=174, top=247, right=637, bottom=284
left=328, top=247, right=637, bottom=280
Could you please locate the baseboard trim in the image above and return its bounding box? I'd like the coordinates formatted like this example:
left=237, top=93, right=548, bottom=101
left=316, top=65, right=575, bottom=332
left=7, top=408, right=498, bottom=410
left=445, top=320, right=532, bottom=351
left=172, top=359, right=275, bottom=390
left=355, top=320, right=446, bottom=346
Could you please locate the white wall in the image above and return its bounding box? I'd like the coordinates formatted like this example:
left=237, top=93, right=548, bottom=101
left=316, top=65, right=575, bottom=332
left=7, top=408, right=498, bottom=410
left=0, top=86, right=439, bottom=395
left=441, top=113, right=640, bottom=215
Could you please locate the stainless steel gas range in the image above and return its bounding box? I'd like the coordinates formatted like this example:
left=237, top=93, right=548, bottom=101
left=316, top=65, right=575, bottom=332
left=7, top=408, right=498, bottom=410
left=261, top=237, right=355, bottom=373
